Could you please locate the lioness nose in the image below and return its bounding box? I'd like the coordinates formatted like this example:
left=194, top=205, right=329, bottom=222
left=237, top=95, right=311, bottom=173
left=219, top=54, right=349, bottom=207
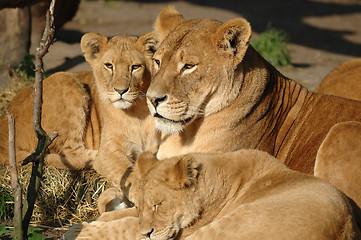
left=114, top=87, right=129, bottom=96
left=147, top=95, right=167, bottom=108
left=142, top=228, right=154, bottom=238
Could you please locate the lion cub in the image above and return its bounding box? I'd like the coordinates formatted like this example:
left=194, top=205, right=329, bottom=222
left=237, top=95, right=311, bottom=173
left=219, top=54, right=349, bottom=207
left=0, top=33, right=160, bottom=191
left=80, top=33, right=161, bottom=192
left=64, top=150, right=361, bottom=240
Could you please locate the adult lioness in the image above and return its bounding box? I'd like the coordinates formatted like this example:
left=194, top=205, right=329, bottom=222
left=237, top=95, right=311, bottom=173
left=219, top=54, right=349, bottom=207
left=0, top=33, right=160, bottom=189
left=64, top=150, right=361, bottom=240
left=145, top=6, right=361, bottom=205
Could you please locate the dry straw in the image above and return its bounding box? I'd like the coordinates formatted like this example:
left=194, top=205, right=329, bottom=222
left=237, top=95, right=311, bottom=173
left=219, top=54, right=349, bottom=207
left=1, top=74, right=110, bottom=227
left=1, top=165, right=110, bottom=226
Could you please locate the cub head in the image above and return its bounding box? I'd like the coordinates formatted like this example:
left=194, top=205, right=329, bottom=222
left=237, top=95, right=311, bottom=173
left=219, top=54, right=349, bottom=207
left=133, top=152, right=201, bottom=240
left=146, top=6, right=252, bottom=134
left=81, top=32, right=157, bottom=109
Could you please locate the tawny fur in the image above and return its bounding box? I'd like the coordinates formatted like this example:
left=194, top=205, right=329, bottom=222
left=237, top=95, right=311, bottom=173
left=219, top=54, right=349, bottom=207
left=145, top=6, right=361, bottom=206
left=64, top=150, right=361, bottom=240
left=97, top=187, right=126, bottom=214
left=315, top=59, right=361, bottom=208
left=0, top=72, right=99, bottom=169
left=80, top=33, right=161, bottom=193
left=316, top=58, right=361, bottom=101
left=315, top=121, right=361, bottom=211
left=0, top=34, right=161, bottom=193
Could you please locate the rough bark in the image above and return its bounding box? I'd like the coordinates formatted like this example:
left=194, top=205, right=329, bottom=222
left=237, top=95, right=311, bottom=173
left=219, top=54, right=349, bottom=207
left=0, top=7, right=31, bottom=87
left=7, top=112, right=23, bottom=240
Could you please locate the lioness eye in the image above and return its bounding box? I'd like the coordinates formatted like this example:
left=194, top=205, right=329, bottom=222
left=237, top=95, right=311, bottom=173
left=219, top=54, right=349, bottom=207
left=104, top=63, right=113, bottom=70
left=181, top=64, right=195, bottom=72
left=132, top=64, right=141, bottom=71
left=154, top=59, right=160, bottom=66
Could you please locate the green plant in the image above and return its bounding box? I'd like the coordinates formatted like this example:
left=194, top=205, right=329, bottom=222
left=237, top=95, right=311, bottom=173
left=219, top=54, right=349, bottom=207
left=15, top=54, right=36, bottom=82
left=0, top=225, right=52, bottom=240
left=0, top=225, right=12, bottom=236
left=0, top=187, right=14, bottom=221
left=251, top=25, right=291, bottom=67
left=27, top=227, right=49, bottom=240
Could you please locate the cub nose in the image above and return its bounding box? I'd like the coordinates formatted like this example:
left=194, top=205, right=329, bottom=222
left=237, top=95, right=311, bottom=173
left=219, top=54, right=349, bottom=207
left=142, top=228, right=154, bottom=238
left=147, top=95, right=167, bottom=108
left=114, top=87, right=129, bottom=96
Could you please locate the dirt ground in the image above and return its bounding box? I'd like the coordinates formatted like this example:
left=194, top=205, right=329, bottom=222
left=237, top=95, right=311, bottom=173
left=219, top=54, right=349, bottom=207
left=27, top=0, right=361, bottom=91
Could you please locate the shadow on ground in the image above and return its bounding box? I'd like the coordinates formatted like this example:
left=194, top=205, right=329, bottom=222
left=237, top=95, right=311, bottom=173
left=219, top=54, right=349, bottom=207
left=133, top=0, right=361, bottom=57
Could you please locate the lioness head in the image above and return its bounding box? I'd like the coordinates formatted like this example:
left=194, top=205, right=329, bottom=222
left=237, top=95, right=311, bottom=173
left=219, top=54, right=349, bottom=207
left=133, top=152, right=201, bottom=240
left=146, top=6, right=252, bottom=134
left=81, top=32, right=157, bottom=109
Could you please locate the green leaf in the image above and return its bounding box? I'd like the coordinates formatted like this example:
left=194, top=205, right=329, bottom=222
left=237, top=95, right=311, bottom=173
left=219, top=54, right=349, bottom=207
left=0, top=187, right=14, bottom=220
left=0, top=225, right=12, bottom=235
left=28, top=228, right=47, bottom=240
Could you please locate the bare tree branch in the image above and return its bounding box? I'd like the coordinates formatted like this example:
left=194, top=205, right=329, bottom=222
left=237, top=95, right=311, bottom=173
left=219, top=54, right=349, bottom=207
left=7, top=111, right=23, bottom=240
left=19, top=0, right=58, bottom=237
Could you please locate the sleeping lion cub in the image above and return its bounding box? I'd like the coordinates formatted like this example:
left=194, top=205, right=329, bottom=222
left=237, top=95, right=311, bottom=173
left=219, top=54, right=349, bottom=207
left=145, top=6, right=361, bottom=206
left=64, top=150, right=361, bottom=240
left=0, top=33, right=160, bottom=190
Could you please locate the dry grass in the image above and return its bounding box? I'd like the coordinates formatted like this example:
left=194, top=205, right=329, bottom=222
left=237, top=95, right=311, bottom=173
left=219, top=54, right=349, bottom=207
left=0, top=165, right=110, bottom=227
left=0, top=74, right=111, bottom=227
left=0, top=74, right=31, bottom=115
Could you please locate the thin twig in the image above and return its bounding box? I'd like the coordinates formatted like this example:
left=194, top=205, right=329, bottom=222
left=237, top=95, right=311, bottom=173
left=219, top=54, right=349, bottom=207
left=7, top=111, right=23, bottom=240
left=20, top=0, right=57, bottom=237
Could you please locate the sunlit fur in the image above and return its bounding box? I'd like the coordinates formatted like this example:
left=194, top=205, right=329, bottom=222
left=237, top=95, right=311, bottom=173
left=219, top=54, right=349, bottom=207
left=147, top=7, right=361, bottom=209
left=65, top=150, right=361, bottom=240
left=80, top=33, right=161, bottom=194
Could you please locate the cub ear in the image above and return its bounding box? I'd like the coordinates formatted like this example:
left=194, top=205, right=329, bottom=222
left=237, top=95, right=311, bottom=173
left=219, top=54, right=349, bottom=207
left=136, top=32, right=159, bottom=59
left=212, top=18, right=251, bottom=63
left=80, top=33, right=108, bottom=62
left=154, top=5, right=185, bottom=42
left=166, top=155, right=200, bottom=189
left=134, top=152, right=158, bottom=180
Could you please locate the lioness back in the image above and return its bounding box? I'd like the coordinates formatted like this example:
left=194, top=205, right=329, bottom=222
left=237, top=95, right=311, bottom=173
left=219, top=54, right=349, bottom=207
left=316, top=58, right=361, bottom=101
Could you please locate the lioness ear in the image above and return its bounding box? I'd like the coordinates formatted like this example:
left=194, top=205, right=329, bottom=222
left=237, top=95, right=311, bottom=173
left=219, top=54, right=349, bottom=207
left=81, top=33, right=108, bottom=62
left=136, top=32, right=159, bottom=59
left=166, top=155, right=200, bottom=189
left=212, top=18, right=251, bottom=63
left=134, top=152, right=158, bottom=179
left=154, top=5, right=185, bottom=42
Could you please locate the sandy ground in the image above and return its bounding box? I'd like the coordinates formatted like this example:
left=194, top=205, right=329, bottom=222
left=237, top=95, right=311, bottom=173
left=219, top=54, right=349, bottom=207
left=27, top=0, right=361, bottom=91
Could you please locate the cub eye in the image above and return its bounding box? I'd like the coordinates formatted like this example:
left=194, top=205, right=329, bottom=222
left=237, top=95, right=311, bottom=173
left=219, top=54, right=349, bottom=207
left=104, top=63, right=113, bottom=70
left=181, top=64, right=195, bottom=72
left=132, top=64, right=141, bottom=71
left=154, top=59, right=160, bottom=66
